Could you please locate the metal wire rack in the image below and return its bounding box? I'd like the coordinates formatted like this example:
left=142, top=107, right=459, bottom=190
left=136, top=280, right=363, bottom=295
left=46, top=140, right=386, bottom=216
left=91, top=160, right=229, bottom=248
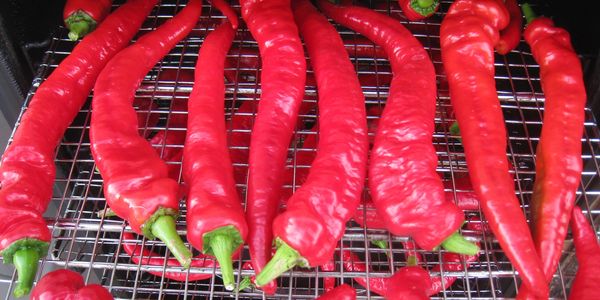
left=2, top=0, right=599, bottom=299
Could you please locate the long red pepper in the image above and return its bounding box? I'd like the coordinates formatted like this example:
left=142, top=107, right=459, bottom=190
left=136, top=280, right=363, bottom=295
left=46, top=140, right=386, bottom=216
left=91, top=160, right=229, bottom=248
left=184, top=20, right=248, bottom=290
left=0, top=1, right=155, bottom=296
left=319, top=1, right=477, bottom=255
left=90, top=0, right=201, bottom=269
left=398, top=0, right=439, bottom=21
left=317, top=284, right=356, bottom=300
left=496, top=0, right=522, bottom=55
left=240, top=0, right=307, bottom=293
left=440, top=0, right=548, bottom=296
left=30, top=269, right=113, bottom=300
left=568, top=206, right=600, bottom=300
left=63, top=0, right=113, bottom=40
left=516, top=5, right=587, bottom=299
left=254, top=0, right=368, bottom=286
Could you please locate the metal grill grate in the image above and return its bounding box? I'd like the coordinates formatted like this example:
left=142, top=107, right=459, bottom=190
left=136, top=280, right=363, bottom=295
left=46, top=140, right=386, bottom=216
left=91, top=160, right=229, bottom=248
left=2, top=0, right=600, bottom=299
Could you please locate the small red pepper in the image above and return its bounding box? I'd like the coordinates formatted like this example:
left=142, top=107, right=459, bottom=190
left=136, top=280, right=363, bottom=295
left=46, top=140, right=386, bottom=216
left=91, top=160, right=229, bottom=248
left=30, top=269, right=113, bottom=300
left=387, top=266, right=434, bottom=300
left=90, top=0, right=202, bottom=268
left=440, top=0, right=547, bottom=296
left=63, top=0, right=113, bottom=40
left=516, top=5, right=587, bottom=299
left=0, top=0, right=156, bottom=296
left=399, top=0, right=439, bottom=21
left=320, top=0, right=476, bottom=255
left=568, top=206, right=600, bottom=300
left=317, top=284, right=356, bottom=300
left=255, top=0, right=368, bottom=286
left=495, top=0, right=522, bottom=55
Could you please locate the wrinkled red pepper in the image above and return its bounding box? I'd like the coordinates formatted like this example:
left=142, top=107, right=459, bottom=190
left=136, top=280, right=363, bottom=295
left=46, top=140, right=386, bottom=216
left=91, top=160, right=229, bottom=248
left=255, top=0, right=368, bottom=286
left=496, top=0, right=522, bottom=55
left=240, top=0, right=307, bottom=292
left=516, top=6, right=587, bottom=299
left=399, top=0, right=439, bottom=21
left=0, top=0, right=155, bottom=296
left=317, top=284, right=356, bottom=300
left=90, top=0, right=202, bottom=269
left=63, top=0, right=113, bottom=40
left=440, top=0, right=547, bottom=296
left=30, top=269, right=113, bottom=300
left=568, top=206, right=600, bottom=300
left=320, top=0, right=476, bottom=255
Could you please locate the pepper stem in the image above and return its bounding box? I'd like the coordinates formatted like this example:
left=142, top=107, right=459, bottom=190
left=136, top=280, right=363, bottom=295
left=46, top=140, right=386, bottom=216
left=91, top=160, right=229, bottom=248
left=521, top=3, right=537, bottom=25
left=255, top=240, right=303, bottom=287
left=450, top=121, right=461, bottom=140
left=417, top=0, right=434, bottom=8
left=371, top=240, right=389, bottom=250
left=441, top=231, right=479, bottom=255
left=150, top=215, right=192, bottom=269
left=12, top=248, right=40, bottom=297
left=67, top=20, right=91, bottom=41
left=407, top=255, right=419, bottom=267
left=237, top=277, right=253, bottom=292
left=207, top=235, right=234, bottom=290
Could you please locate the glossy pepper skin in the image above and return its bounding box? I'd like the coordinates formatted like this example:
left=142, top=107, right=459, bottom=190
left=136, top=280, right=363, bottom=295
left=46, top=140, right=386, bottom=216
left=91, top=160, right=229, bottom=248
left=317, top=284, right=356, bottom=300
left=568, top=206, right=600, bottom=300
left=240, top=0, right=307, bottom=293
left=0, top=0, right=155, bottom=296
left=399, top=0, right=439, bottom=21
left=30, top=269, right=113, bottom=300
left=440, top=0, right=547, bottom=296
left=184, top=20, right=248, bottom=291
left=90, top=0, right=202, bottom=269
left=516, top=13, right=587, bottom=300
left=496, top=0, right=522, bottom=55
left=64, top=0, right=113, bottom=40
left=320, top=1, right=476, bottom=255
left=254, top=0, right=368, bottom=286
left=387, top=266, right=434, bottom=300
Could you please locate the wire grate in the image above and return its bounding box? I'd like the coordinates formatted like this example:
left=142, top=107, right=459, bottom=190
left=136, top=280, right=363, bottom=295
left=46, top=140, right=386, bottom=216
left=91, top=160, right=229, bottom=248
left=2, top=0, right=599, bottom=299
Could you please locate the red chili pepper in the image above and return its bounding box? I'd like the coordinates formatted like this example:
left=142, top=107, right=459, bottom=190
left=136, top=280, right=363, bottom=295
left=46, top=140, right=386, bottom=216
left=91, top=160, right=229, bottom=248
left=516, top=6, right=587, bottom=299
left=255, top=0, right=368, bottom=286
left=317, top=284, right=356, bottom=300
left=495, top=0, right=522, bottom=55
left=210, top=0, right=239, bottom=29
left=63, top=0, right=113, bottom=40
left=320, top=1, right=476, bottom=256
left=30, top=269, right=113, bottom=300
left=344, top=38, right=387, bottom=59
left=0, top=1, right=155, bottom=296
left=568, top=206, right=600, bottom=300
left=240, top=0, right=307, bottom=292
left=90, top=0, right=201, bottom=269
left=133, top=98, right=159, bottom=138
left=387, top=266, right=433, bottom=300
left=320, top=259, right=336, bottom=292
left=440, top=0, right=547, bottom=296
left=399, top=0, right=439, bottom=21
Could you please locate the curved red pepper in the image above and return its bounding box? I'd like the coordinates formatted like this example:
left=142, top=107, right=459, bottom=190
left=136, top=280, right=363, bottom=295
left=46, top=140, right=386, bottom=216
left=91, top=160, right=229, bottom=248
left=30, top=269, right=112, bottom=300
left=516, top=10, right=587, bottom=299
left=210, top=0, right=239, bottom=29
left=496, top=0, right=522, bottom=55
left=320, top=1, right=475, bottom=255
left=387, top=266, right=433, bottom=300
left=399, top=0, right=439, bottom=21
left=440, top=0, right=547, bottom=296
left=255, top=0, right=368, bottom=286
left=90, top=0, right=201, bottom=269
left=184, top=19, right=249, bottom=290
left=240, top=0, right=307, bottom=293
left=317, top=284, right=356, bottom=300
left=0, top=0, right=155, bottom=296
left=63, top=0, right=113, bottom=40
left=568, top=206, right=600, bottom=300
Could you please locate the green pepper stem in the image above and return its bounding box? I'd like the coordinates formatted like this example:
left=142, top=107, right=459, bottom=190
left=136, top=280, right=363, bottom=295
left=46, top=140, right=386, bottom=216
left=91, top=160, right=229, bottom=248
left=371, top=239, right=389, bottom=250
left=417, top=0, right=434, bottom=8
left=237, top=276, right=253, bottom=292
left=150, top=215, right=192, bottom=269
left=441, top=232, right=480, bottom=255
left=255, top=241, right=302, bottom=287
left=521, top=3, right=537, bottom=25
left=67, top=20, right=91, bottom=41
left=12, top=248, right=40, bottom=297
left=208, top=234, right=235, bottom=290
left=407, top=255, right=419, bottom=266
left=449, top=121, right=461, bottom=140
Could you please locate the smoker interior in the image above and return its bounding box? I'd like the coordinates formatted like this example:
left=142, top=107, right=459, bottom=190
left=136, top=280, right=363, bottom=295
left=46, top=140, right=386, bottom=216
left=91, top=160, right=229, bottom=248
left=1, top=0, right=600, bottom=299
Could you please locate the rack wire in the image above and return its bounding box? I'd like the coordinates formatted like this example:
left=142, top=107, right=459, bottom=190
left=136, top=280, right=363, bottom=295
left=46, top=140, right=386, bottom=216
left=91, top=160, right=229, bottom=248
left=2, top=0, right=599, bottom=299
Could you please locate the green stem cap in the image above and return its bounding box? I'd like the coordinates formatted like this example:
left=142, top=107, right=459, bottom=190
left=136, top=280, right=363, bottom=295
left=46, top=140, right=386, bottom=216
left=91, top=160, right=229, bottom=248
left=372, top=240, right=389, bottom=250
left=450, top=121, right=461, bottom=142
left=441, top=232, right=480, bottom=255
left=12, top=248, right=40, bottom=297
left=203, top=226, right=244, bottom=291
left=65, top=11, right=97, bottom=41
left=407, top=255, right=419, bottom=267
left=409, top=0, right=439, bottom=16
left=521, top=3, right=538, bottom=25
left=417, top=0, right=434, bottom=8
left=150, top=215, right=192, bottom=269
left=255, top=240, right=305, bottom=287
